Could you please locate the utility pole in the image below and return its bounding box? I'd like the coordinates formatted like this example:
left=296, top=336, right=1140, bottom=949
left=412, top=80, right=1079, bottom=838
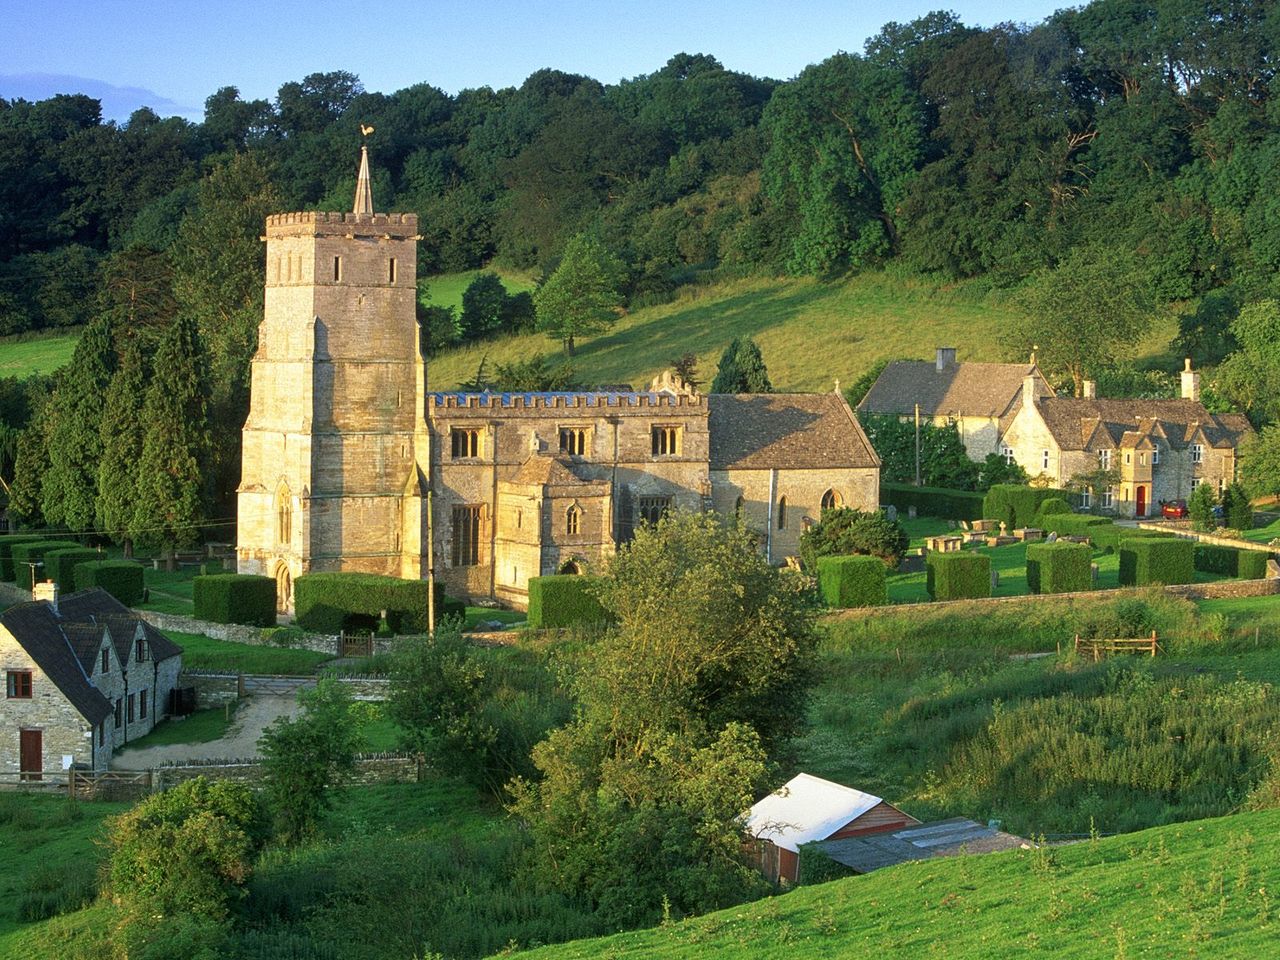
left=914, top=403, right=922, bottom=487
left=426, top=488, right=435, bottom=636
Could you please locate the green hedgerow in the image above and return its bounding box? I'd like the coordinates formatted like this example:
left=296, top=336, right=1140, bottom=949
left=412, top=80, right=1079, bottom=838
left=1026, top=541, right=1093, bottom=594
left=925, top=551, right=991, bottom=601
left=74, top=560, right=146, bottom=606
left=193, top=574, right=278, bottom=627
left=1119, top=538, right=1194, bottom=586
left=816, top=555, right=887, bottom=608
left=526, top=575, right=609, bottom=628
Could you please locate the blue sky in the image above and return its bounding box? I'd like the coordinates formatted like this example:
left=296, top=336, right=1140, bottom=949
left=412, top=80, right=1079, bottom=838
left=2, top=0, right=1069, bottom=122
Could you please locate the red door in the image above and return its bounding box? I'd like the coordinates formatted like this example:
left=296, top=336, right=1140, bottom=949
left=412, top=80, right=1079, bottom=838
left=1135, top=486, right=1147, bottom=518
left=19, top=729, right=41, bottom=781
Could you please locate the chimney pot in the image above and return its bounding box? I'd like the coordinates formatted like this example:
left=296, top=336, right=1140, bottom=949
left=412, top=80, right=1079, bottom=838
left=33, top=579, right=58, bottom=613
left=936, top=347, right=957, bottom=372
left=1082, top=380, right=1097, bottom=399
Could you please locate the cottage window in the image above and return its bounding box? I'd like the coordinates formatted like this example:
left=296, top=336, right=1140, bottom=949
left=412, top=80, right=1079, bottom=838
left=451, top=428, right=481, bottom=459
left=114, top=699, right=122, bottom=729
left=136, top=638, right=148, bottom=662
left=636, top=496, right=670, bottom=527
left=6, top=670, right=32, bottom=699
left=1098, top=449, right=1112, bottom=470
left=1139, top=453, right=1146, bottom=466
left=1001, top=445, right=1014, bottom=466
left=1125, top=453, right=1131, bottom=465
left=566, top=505, right=581, bottom=536
left=1101, top=487, right=1115, bottom=509
left=1152, top=446, right=1160, bottom=465
left=1190, top=477, right=1202, bottom=490
left=651, top=425, right=680, bottom=457
left=1042, top=450, right=1051, bottom=471
left=1191, top=443, right=1204, bottom=464
left=777, top=497, right=787, bottom=530
left=821, top=489, right=843, bottom=512
left=1080, top=488, right=1092, bottom=509
left=451, top=505, right=482, bottom=566
left=559, top=427, right=587, bottom=456
left=139, top=690, right=147, bottom=720
left=127, top=694, right=135, bottom=724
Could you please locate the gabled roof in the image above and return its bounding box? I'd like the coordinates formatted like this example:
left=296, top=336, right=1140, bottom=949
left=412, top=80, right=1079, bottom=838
left=0, top=603, right=111, bottom=724
left=59, top=589, right=182, bottom=662
left=511, top=454, right=594, bottom=487
left=709, top=393, right=880, bottom=471
left=1035, top=398, right=1253, bottom=451
left=858, top=361, right=1052, bottom=420
left=745, top=773, right=885, bottom=853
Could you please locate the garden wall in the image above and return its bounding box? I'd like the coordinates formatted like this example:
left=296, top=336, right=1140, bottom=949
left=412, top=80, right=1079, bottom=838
left=1134, top=522, right=1276, bottom=554
left=136, top=610, right=345, bottom=655
left=151, top=752, right=421, bottom=791
left=178, top=670, right=241, bottom=707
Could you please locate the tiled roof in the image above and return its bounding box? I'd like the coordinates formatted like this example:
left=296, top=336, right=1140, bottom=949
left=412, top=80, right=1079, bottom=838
left=512, top=454, right=593, bottom=487
left=1036, top=398, right=1253, bottom=451
left=0, top=603, right=111, bottom=724
left=60, top=589, right=183, bottom=662
left=709, top=393, right=880, bottom=471
left=857, top=361, right=1052, bottom=419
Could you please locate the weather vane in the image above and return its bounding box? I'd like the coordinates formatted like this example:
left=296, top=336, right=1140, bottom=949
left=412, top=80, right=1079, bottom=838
left=360, top=123, right=375, bottom=138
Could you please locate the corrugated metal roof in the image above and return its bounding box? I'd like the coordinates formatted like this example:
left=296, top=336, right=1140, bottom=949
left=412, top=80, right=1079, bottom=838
left=745, top=773, right=884, bottom=853
left=819, top=817, right=1027, bottom=873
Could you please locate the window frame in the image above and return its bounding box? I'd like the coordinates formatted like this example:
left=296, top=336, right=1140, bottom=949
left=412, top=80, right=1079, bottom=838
left=1191, top=443, right=1204, bottom=464
left=566, top=504, right=581, bottom=536
left=821, top=489, right=842, bottom=512
left=1098, top=449, right=1112, bottom=470
left=139, top=689, right=147, bottom=720
left=450, top=427, right=482, bottom=460
left=636, top=495, right=671, bottom=527
left=558, top=426, right=588, bottom=457
left=6, top=670, right=32, bottom=699
left=101, top=648, right=109, bottom=673
left=1101, top=487, right=1115, bottom=509
left=650, top=424, right=681, bottom=457
left=451, top=504, right=483, bottom=567
left=1080, top=488, right=1092, bottom=509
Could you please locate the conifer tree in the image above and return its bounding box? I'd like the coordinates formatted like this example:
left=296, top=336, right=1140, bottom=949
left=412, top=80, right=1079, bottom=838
left=710, top=337, right=773, bottom=393
left=96, top=341, right=148, bottom=556
left=1222, top=482, right=1253, bottom=531
left=41, top=313, right=117, bottom=530
left=133, top=314, right=210, bottom=565
left=8, top=407, right=51, bottom=527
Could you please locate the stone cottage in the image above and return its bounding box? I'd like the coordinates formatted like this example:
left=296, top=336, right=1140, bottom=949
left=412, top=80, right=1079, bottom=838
left=0, top=584, right=183, bottom=777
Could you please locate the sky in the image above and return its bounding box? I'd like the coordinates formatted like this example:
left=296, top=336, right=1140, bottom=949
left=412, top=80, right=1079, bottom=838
left=1, top=0, right=1069, bottom=122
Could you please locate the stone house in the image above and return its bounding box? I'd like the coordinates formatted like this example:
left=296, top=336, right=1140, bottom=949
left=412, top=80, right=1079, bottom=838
left=0, top=584, right=182, bottom=777
left=857, top=348, right=1054, bottom=460
left=237, top=150, right=881, bottom=611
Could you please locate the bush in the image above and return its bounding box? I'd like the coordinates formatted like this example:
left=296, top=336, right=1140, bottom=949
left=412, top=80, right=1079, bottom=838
left=193, top=574, right=277, bottom=627
left=1223, top=482, right=1254, bottom=531
left=1035, top=497, right=1072, bottom=519
left=879, top=483, right=984, bottom=521
left=926, top=551, right=991, bottom=601
left=1193, top=543, right=1270, bottom=579
left=73, top=559, right=145, bottom=605
left=294, top=573, right=464, bottom=634
left=799, top=507, right=908, bottom=570
left=1086, top=523, right=1175, bottom=554
left=982, top=485, right=1072, bottom=528
left=1026, top=542, right=1093, bottom=594
left=798, top=842, right=857, bottom=885
left=526, top=575, right=609, bottom=628
left=1119, top=538, right=1194, bottom=586
left=42, top=547, right=100, bottom=592
left=1189, top=482, right=1218, bottom=532
left=816, top=555, right=887, bottom=608
left=0, top=534, right=45, bottom=581
left=10, top=540, right=81, bottom=586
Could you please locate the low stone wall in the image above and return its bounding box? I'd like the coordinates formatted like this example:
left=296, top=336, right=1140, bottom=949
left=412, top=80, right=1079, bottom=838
left=329, top=675, right=391, bottom=701
left=178, top=670, right=240, bottom=707
left=152, top=752, right=420, bottom=790
left=135, top=609, right=342, bottom=656
left=1135, top=521, right=1278, bottom=554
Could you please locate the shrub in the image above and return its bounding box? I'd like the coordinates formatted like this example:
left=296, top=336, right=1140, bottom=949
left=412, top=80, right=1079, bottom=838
left=73, top=559, right=145, bottom=605
left=798, top=507, right=908, bottom=570
left=879, top=483, right=984, bottom=521
left=294, top=573, right=463, bottom=634
left=193, top=574, right=277, bottom=627
left=798, top=842, right=857, bottom=884
left=10, top=540, right=81, bottom=586
left=982, top=485, right=1071, bottom=528
left=42, top=547, right=100, bottom=592
left=1035, top=497, right=1072, bottom=518
left=0, top=534, right=45, bottom=581
left=816, top=555, right=887, bottom=608
left=926, top=551, right=991, bottom=601
left=1189, top=482, right=1217, bottom=532
left=1223, top=482, right=1254, bottom=531
left=1119, top=538, right=1194, bottom=586
left=1025, top=542, right=1093, bottom=594
left=1088, top=523, right=1175, bottom=554
left=1193, top=544, right=1270, bottom=579
left=526, top=575, right=609, bottom=628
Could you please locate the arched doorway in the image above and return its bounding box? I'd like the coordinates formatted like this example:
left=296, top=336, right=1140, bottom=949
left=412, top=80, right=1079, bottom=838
left=275, top=563, right=293, bottom=614
left=558, top=558, right=583, bottom=575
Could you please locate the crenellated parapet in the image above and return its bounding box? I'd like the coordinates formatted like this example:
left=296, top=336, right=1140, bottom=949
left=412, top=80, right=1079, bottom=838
left=428, top=390, right=706, bottom=412
left=265, top=210, right=419, bottom=239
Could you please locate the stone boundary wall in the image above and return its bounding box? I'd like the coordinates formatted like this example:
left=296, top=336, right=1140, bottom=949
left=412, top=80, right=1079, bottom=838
left=1134, top=521, right=1278, bottom=554
left=178, top=671, right=240, bottom=707
left=152, top=753, right=420, bottom=791
left=135, top=609, right=343, bottom=655
left=329, top=675, right=391, bottom=701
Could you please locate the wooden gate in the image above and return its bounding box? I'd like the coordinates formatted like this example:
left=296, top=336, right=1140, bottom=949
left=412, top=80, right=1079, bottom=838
left=1074, top=631, right=1161, bottom=661
left=69, top=770, right=152, bottom=800
left=341, top=630, right=374, bottom=658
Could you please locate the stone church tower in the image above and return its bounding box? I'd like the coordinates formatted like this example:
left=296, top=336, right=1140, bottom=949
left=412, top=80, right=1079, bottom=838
left=236, top=147, right=427, bottom=610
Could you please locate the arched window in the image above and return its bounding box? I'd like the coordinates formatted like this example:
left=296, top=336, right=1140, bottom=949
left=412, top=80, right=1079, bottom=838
left=777, top=496, right=787, bottom=530
left=275, top=564, right=292, bottom=614
left=566, top=504, right=581, bottom=536
left=276, top=485, right=292, bottom=545
left=821, top=489, right=842, bottom=512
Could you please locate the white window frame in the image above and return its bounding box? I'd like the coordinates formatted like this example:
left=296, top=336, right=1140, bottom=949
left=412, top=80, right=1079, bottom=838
left=1191, top=443, right=1204, bottom=464
left=1101, top=487, right=1115, bottom=509
left=1001, top=445, right=1014, bottom=466
left=1152, top=445, right=1160, bottom=465
left=1080, top=488, right=1092, bottom=509
left=1098, top=449, right=1111, bottom=470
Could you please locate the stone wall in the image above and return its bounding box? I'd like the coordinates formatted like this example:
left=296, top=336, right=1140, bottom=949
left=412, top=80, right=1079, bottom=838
left=179, top=671, right=241, bottom=707
left=152, top=752, right=420, bottom=790
left=135, top=610, right=342, bottom=656
left=1134, top=522, right=1278, bottom=554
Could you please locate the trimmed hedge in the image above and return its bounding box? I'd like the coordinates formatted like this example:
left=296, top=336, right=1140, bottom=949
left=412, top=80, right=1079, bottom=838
left=193, top=574, right=278, bottom=627
left=1036, top=497, right=1072, bottom=518
left=294, top=572, right=464, bottom=634
left=1193, top=543, right=1270, bottom=580
left=1091, top=525, right=1176, bottom=555
left=1026, top=542, right=1093, bottom=594
left=0, top=535, right=46, bottom=582
left=43, top=548, right=101, bottom=593
left=527, top=575, right=609, bottom=629
left=879, top=483, right=984, bottom=521
left=816, top=555, right=887, bottom=608
left=1119, top=538, right=1195, bottom=587
left=982, top=485, right=1072, bottom=529
left=73, top=560, right=145, bottom=606
left=10, top=540, right=82, bottom=586
left=926, top=551, right=991, bottom=601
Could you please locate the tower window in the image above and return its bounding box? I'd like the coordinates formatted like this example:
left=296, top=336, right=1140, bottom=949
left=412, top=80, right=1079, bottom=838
left=333, top=256, right=342, bottom=282
left=451, top=428, right=481, bottom=459
left=388, top=258, right=397, bottom=283
left=636, top=496, right=670, bottom=527
left=559, top=427, right=587, bottom=456
left=452, top=505, right=482, bottom=567
left=651, top=425, right=681, bottom=456
left=566, top=505, right=581, bottom=536
left=778, top=496, right=787, bottom=530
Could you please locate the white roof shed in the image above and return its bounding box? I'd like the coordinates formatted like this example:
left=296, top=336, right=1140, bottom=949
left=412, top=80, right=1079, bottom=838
left=744, top=773, right=885, bottom=853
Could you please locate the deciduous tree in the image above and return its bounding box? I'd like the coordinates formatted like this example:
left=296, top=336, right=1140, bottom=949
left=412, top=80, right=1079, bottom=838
left=533, top=233, right=625, bottom=355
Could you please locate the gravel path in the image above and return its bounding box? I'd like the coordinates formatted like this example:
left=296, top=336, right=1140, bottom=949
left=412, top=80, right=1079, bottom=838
left=111, top=694, right=302, bottom=769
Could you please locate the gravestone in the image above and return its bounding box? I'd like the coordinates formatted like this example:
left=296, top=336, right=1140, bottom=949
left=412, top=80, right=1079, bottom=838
left=885, top=504, right=898, bottom=523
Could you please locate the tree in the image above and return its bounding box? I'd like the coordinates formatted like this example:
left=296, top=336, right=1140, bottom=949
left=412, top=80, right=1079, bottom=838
left=96, top=341, right=147, bottom=554
left=710, top=337, right=772, bottom=393
left=459, top=271, right=509, bottom=341
left=533, top=233, right=625, bottom=355
left=857, top=413, right=980, bottom=489
left=8, top=402, right=51, bottom=526
left=133, top=313, right=209, bottom=563
left=490, top=353, right=576, bottom=391
left=798, top=506, right=909, bottom=571
left=1240, top=425, right=1280, bottom=501
left=1189, top=481, right=1217, bottom=532
left=1007, top=245, right=1157, bottom=396
left=259, top=678, right=366, bottom=843
left=1215, top=300, right=1280, bottom=427
left=1222, top=481, right=1253, bottom=532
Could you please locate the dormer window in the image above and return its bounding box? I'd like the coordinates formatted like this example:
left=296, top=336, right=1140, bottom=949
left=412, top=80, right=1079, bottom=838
left=1098, top=450, right=1112, bottom=470
left=136, top=638, right=149, bottom=662
left=1152, top=446, right=1160, bottom=465
left=1191, top=443, right=1204, bottom=464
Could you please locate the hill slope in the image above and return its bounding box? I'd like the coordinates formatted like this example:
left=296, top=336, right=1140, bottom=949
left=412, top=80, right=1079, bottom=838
left=0, top=332, right=79, bottom=378
left=426, top=272, right=1179, bottom=393
left=503, top=808, right=1280, bottom=959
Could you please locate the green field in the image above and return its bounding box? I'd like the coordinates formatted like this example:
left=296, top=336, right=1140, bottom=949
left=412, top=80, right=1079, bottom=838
left=504, top=808, right=1280, bottom=959
left=120, top=703, right=239, bottom=748
left=424, top=271, right=1181, bottom=392
left=422, top=267, right=537, bottom=311
left=0, top=332, right=79, bottom=378
left=166, top=630, right=332, bottom=675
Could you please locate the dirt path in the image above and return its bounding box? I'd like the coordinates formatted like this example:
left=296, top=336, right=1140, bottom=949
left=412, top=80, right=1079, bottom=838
left=111, top=694, right=302, bottom=769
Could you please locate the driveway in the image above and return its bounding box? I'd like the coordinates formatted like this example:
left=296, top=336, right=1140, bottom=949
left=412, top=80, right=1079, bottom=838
left=112, top=694, right=302, bottom=769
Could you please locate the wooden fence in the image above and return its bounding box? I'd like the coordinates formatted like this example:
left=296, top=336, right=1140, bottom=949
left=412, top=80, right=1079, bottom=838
left=1074, top=631, right=1162, bottom=661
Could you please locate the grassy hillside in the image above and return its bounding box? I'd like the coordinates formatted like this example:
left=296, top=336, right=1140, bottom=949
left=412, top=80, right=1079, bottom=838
left=424, top=271, right=1181, bottom=392
left=506, top=808, right=1280, bottom=959
left=422, top=267, right=537, bottom=311
left=0, top=332, right=79, bottom=378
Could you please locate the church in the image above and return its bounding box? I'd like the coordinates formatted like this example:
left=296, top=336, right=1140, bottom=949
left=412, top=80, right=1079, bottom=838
left=235, top=148, right=881, bottom=611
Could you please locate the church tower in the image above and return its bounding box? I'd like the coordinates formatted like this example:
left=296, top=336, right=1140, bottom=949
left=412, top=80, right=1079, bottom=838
left=236, top=145, right=427, bottom=610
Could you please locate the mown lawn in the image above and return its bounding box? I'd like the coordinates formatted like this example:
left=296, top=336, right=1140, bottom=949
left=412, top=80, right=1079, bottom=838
left=422, top=267, right=537, bottom=311
left=119, top=703, right=239, bottom=748
left=0, top=331, right=79, bottom=377
left=166, top=630, right=331, bottom=675
left=1242, top=515, right=1280, bottom=545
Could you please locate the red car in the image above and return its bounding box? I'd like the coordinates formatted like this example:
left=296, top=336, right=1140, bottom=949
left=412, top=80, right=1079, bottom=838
left=1161, top=499, right=1189, bottom=519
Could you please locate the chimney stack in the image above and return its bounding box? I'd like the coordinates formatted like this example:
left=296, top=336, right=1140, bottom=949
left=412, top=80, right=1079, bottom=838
left=1082, top=380, right=1097, bottom=399
left=33, top=579, right=58, bottom=613
left=935, top=347, right=957, bottom=372
left=1022, top=374, right=1038, bottom=409
left=1181, top=358, right=1200, bottom=402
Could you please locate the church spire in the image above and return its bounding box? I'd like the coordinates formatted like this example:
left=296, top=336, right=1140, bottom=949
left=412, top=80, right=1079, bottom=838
left=353, top=143, right=373, bottom=215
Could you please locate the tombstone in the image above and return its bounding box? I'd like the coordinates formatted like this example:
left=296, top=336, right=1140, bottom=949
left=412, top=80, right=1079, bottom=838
left=999, top=521, right=1008, bottom=536
left=885, top=504, right=898, bottom=523
left=990, top=569, right=1000, bottom=590
left=908, top=505, right=918, bottom=519
left=1045, top=532, right=1058, bottom=543
left=1091, top=562, right=1099, bottom=582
